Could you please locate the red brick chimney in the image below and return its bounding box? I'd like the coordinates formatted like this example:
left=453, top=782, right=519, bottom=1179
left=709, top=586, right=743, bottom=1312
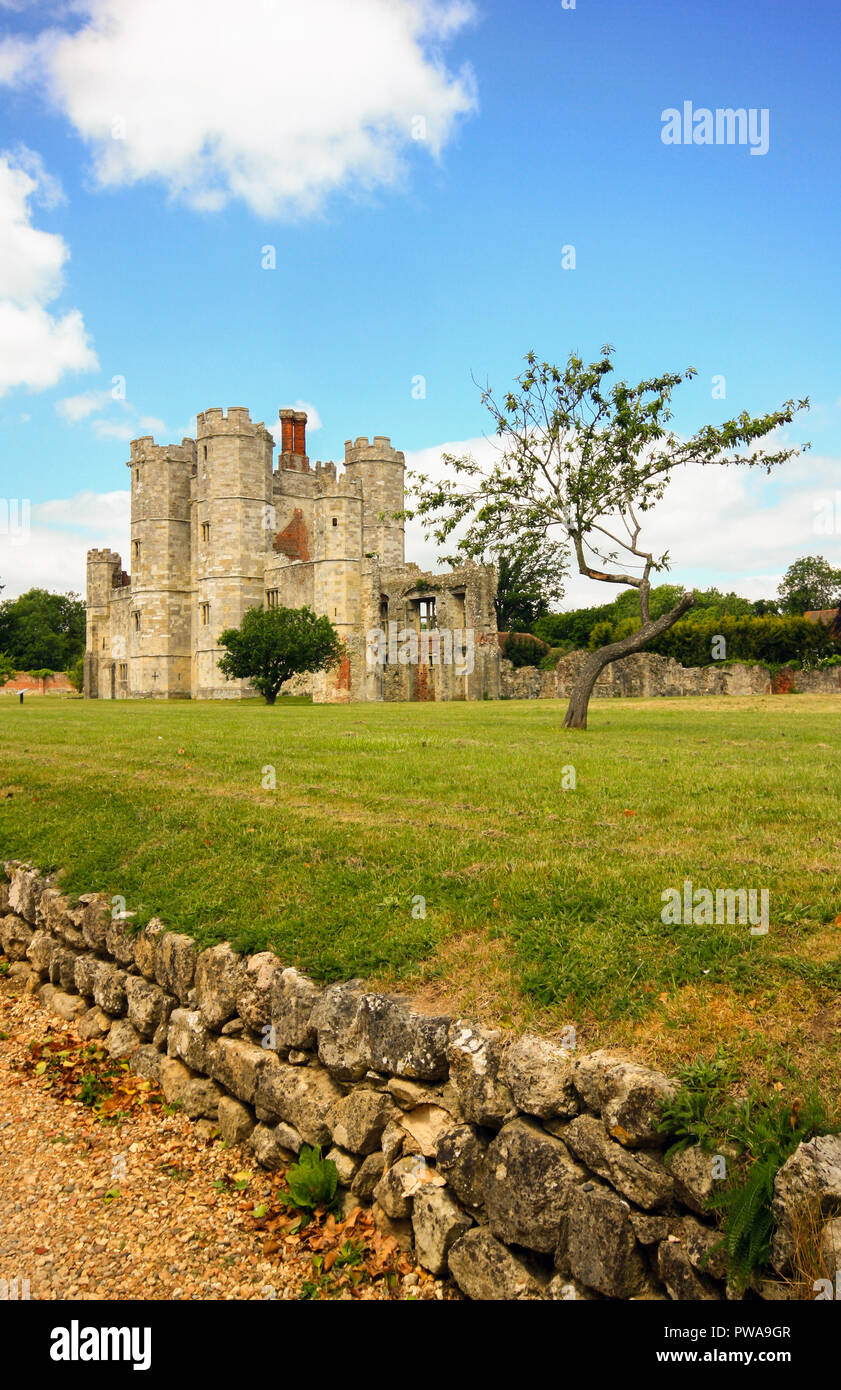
left=277, top=408, right=308, bottom=468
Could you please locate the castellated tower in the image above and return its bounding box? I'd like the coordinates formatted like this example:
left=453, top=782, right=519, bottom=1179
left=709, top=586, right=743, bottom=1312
left=342, top=436, right=405, bottom=568
left=128, top=436, right=194, bottom=697
left=192, top=407, right=274, bottom=698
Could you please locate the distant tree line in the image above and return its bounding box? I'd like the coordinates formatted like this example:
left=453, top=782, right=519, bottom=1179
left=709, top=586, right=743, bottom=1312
left=0, top=587, right=86, bottom=677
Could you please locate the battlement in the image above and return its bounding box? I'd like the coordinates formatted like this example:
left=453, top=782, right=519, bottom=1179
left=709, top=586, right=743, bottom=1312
left=344, top=435, right=405, bottom=466
left=128, top=437, right=196, bottom=466
left=87, top=548, right=122, bottom=565
left=316, top=473, right=363, bottom=500
left=276, top=456, right=337, bottom=479
left=195, top=407, right=273, bottom=441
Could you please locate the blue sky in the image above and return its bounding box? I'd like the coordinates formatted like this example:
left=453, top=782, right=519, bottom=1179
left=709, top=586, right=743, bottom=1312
left=0, top=0, right=839, bottom=603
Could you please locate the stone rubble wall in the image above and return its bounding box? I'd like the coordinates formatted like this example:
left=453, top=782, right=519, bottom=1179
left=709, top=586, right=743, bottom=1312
left=500, top=650, right=841, bottom=700
left=2, top=860, right=835, bottom=1302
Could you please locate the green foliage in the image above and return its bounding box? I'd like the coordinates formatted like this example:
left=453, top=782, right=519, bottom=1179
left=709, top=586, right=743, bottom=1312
left=285, top=1145, right=339, bottom=1214
left=217, top=604, right=343, bottom=705
left=0, top=589, right=85, bottom=670
left=534, top=584, right=840, bottom=667
left=79, top=1071, right=107, bottom=1107
left=66, top=654, right=85, bottom=692
left=778, top=555, right=841, bottom=615
left=659, top=1057, right=835, bottom=1288
left=587, top=619, right=615, bottom=651
left=491, top=538, right=567, bottom=632
left=499, top=632, right=549, bottom=667
left=0, top=651, right=15, bottom=683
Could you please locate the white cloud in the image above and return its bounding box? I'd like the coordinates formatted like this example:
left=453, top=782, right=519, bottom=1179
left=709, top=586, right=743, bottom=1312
left=0, top=147, right=97, bottom=396
left=295, top=401, right=322, bottom=431
left=56, top=388, right=113, bottom=421
left=0, top=0, right=478, bottom=219
left=0, top=489, right=130, bottom=598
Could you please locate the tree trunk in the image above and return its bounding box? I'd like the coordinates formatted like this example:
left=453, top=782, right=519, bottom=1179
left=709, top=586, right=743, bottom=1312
left=563, top=592, right=696, bottom=730
left=265, top=691, right=277, bottom=705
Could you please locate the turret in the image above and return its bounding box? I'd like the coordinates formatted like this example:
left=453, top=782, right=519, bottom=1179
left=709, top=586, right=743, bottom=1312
left=343, top=435, right=405, bottom=567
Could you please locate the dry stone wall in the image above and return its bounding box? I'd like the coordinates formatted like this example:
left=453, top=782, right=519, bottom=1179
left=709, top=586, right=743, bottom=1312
left=2, top=860, right=834, bottom=1301
left=500, top=649, right=841, bottom=700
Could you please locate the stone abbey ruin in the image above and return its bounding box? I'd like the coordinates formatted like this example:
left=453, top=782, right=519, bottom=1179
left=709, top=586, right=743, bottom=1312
left=85, top=406, right=501, bottom=703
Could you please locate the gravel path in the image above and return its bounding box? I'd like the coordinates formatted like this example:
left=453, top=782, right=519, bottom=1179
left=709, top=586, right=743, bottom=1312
left=0, top=974, right=449, bottom=1301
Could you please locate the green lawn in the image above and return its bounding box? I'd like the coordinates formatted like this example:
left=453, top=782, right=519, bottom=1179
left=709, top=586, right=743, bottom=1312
left=2, top=693, right=840, bottom=1104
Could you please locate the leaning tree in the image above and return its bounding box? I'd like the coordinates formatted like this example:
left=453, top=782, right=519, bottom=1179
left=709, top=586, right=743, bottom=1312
left=407, top=346, right=809, bottom=728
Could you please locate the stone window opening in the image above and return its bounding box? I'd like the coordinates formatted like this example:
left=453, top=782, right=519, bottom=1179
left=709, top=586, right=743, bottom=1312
left=133, top=540, right=140, bottom=560
left=200, top=602, right=210, bottom=626
left=267, top=589, right=279, bottom=609
left=132, top=611, right=141, bottom=632
left=415, top=596, right=437, bottom=632
left=201, top=521, right=210, bottom=543
left=119, top=663, right=128, bottom=682
left=332, top=517, right=338, bottom=527
left=135, top=467, right=140, bottom=482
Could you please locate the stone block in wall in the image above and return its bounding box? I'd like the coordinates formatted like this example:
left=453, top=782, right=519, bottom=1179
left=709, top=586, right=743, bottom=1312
left=8, top=863, right=55, bottom=922
left=771, top=1134, right=841, bottom=1275
left=134, top=918, right=166, bottom=980
left=446, top=1020, right=516, bottom=1127
left=357, top=994, right=450, bottom=1081
left=573, top=1050, right=675, bottom=1147
left=250, top=1121, right=303, bottom=1170
left=435, top=1123, right=490, bottom=1209
left=73, top=954, right=99, bottom=998
left=194, top=943, right=244, bottom=1030
left=270, top=966, right=320, bottom=1050
left=558, top=1184, right=652, bottom=1299
left=327, top=1146, right=361, bottom=1187
left=160, top=1056, right=223, bottom=1120
left=125, top=975, right=174, bottom=1040
left=77, top=1006, right=112, bottom=1040
left=397, top=1103, right=454, bottom=1158
left=327, top=1088, right=397, bottom=1155
left=105, top=913, right=138, bottom=967
left=412, top=1187, right=473, bottom=1277
left=48, top=945, right=79, bottom=992
left=351, top=1151, right=386, bottom=1199
left=563, top=1114, right=674, bottom=1212
left=0, top=880, right=8, bottom=915
left=105, top=1019, right=141, bottom=1061
left=154, top=932, right=198, bottom=1003
left=92, top=962, right=127, bottom=1016
left=38, top=890, right=85, bottom=949
left=448, top=1227, right=546, bottom=1301
left=25, top=930, right=53, bottom=975
left=657, top=1238, right=722, bottom=1300
left=374, top=1155, right=444, bottom=1219
left=167, top=1008, right=214, bottom=1072
left=255, top=1056, right=344, bottom=1146
left=484, top=1117, right=586, bottom=1254
left=208, top=1036, right=268, bottom=1105
left=666, top=1143, right=716, bottom=1217
left=75, top=893, right=111, bottom=952
left=0, top=913, right=34, bottom=961
left=310, top=980, right=368, bottom=1081
left=129, top=1044, right=164, bottom=1083
left=503, top=1033, right=580, bottom=1120
left=217, top=1096, right=255, bottom=1147
left=43, top=987, right=88, bottom=1022
left=236, top=951, right=282, bottom=1033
